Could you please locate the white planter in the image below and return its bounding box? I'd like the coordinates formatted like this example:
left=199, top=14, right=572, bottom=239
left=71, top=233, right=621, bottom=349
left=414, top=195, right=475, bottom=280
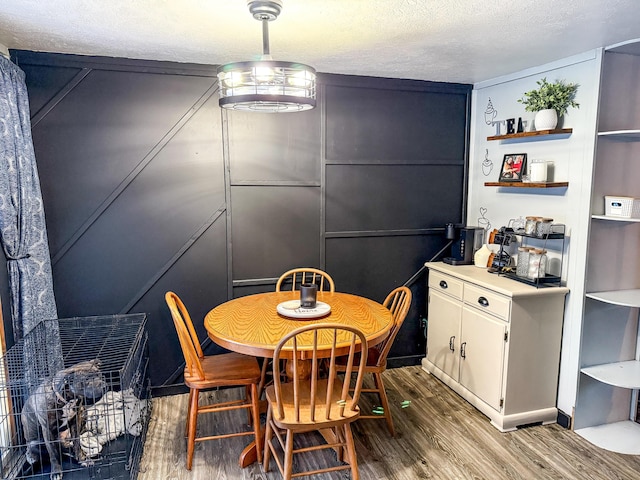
left=534, top=109, right=558, bottom=131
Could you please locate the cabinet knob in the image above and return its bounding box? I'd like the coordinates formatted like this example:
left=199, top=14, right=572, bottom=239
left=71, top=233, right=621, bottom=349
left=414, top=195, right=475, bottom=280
left=449, top=335, right=455, bottom=352
left=439, top=280, right=448, bottom=289
left=477, top=296, right=489, bottom=307
left=460, top=341, right=466, bottom=359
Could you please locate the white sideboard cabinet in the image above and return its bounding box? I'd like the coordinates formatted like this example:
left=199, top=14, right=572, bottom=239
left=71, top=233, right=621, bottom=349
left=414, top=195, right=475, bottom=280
left=422, top=262, right=569, bottom=432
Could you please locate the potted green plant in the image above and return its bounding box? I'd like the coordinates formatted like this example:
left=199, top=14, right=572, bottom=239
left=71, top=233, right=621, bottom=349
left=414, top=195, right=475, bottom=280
left=518, top=78, right=579, bottom=131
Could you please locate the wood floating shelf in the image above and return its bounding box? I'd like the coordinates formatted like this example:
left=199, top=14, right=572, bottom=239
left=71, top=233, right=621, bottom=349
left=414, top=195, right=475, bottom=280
left=484, top=181, right=569, bottom=188
left=487, top=128, right=573, bottom=141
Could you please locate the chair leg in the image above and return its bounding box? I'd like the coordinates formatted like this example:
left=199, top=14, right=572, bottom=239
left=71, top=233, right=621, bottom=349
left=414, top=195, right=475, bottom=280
left=185, top=388, right=196, bottom=437
left=334, top=426, right=345, bottom=462
left=263, top=403, right=273, bottom=472
left=258, top=357, right=270, bottom=398
left=284, top=430, right=294, bottom=480
left=343, top=423, right=359, bottom=480
left=374, top=372, right=395, bottom=436
left=250, top=383, right=262, bottom=463
left=245, top=385, right=252, bottom=425
left=186, top=388, right=200, bottom=470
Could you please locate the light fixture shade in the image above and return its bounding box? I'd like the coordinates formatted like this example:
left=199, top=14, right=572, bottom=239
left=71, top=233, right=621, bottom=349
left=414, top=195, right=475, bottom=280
left=217, top=60, right=316, bottom=112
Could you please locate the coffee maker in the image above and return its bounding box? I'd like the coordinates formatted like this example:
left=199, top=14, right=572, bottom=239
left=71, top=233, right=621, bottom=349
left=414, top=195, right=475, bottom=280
left=442, top=225, right=485, bottom=265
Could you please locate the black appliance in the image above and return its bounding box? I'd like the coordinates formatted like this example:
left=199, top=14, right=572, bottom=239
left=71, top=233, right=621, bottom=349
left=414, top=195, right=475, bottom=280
left=443, top=226, right=485, bottom=265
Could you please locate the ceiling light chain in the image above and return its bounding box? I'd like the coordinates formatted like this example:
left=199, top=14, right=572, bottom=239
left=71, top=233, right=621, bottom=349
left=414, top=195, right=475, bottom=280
left=261, top=19, right=270, bottom=57
left=217, top=0, right=317, bottom=113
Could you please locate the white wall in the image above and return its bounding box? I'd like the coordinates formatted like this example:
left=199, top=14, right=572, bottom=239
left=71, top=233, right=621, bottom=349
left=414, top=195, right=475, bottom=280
left=468, top=50, right=603, bottom=416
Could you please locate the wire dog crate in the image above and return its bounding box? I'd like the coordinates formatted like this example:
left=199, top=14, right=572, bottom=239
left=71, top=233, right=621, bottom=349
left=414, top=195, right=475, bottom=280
left=0, top=314, right=151, bottom=480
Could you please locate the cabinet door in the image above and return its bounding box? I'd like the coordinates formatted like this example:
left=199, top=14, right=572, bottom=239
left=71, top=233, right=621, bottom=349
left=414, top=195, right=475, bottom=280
left=427, top=289, right=461, bottom=382
left=459, top=305, right=507, bottom=411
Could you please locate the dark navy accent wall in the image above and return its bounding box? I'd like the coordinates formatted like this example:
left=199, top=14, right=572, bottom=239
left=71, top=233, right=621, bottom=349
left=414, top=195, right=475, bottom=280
left=7, top=51, right=471, bottom=389
left=322, top=74, right=470, bottom=362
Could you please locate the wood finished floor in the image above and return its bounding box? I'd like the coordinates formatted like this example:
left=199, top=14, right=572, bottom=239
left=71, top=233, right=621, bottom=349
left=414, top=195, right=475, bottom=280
left=138, top=366, right=640, bottom=479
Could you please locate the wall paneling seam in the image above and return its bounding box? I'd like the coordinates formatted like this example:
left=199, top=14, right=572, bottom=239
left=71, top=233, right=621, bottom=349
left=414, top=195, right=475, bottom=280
left=119, top=205, right=226, bottom=313
left=232, top=278, right=279, bottom=287
left=325, top=229, right=442, bottom=238
left=324, top=160, right=465, bottom=166
left=230, top=181, right=321, bottom=187
left=320, top=82, right=327, bottom=268
left=31, top=68, right=92, bottom=127
left=461, top=89, right=473, bottom=224
left=51, top=80, right=220, bottom=264
left=220, top=107, right=234, bottom=299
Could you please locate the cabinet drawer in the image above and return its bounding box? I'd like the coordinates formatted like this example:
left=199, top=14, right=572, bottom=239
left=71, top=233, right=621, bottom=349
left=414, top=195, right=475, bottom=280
left=463, top=283, right=511, bottom=321
left=428, top=270, right=463, bottom=301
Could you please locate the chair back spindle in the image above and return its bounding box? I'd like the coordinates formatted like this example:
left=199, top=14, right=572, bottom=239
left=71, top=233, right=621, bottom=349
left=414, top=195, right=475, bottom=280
left=275, top=267, right=335, bottom=293
left=271, top=324, right=368, bottom=425
left=165, top=292, right=205, bottom=380
left=333, top=285, right=412, bottom=437
left=374, top=286, right=412, bottom=368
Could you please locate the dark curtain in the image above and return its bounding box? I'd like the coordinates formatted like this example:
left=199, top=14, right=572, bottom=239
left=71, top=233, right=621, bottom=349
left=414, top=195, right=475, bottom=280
left=0, top=55, right=60, bottom=373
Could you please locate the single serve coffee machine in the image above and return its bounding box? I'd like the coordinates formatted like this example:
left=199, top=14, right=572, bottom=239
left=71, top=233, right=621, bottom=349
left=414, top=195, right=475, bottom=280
left=442, top=225, right=485, bottom=266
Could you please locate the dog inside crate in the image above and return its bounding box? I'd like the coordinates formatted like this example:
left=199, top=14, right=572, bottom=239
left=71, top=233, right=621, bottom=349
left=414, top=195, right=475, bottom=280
left=22, top=359, right=107, bottom=477
left=1, top=315, right=150, bottom=480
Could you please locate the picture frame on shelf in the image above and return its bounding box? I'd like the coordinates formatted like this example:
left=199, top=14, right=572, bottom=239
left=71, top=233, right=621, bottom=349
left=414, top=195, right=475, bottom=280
left=498, top=153, right=527, bottom=182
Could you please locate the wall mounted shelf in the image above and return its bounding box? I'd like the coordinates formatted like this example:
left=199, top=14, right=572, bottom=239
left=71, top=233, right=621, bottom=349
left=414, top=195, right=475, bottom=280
left=484, top=181, right=569, bottom=188
left=487, top=128, right=573, bottom=141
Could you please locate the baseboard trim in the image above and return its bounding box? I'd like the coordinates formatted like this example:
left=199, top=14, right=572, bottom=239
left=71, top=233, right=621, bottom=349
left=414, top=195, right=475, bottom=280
left=557, top=409, right=572, bottom=429
left=387, top=355, right=424, bottom=368
left=152, top=384, right=189, bottom=397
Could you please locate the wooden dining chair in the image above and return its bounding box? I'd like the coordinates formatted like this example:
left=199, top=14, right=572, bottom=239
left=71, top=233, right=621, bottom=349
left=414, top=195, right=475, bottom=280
left=336, top=286, right=412, bottom=436
left=275, top=267, right=335, bottom=293
left=258, top=268, right=337, bottom=398
left=263, top=323, right=368, bottom=480
left=165, top=291, right=262, bottom=470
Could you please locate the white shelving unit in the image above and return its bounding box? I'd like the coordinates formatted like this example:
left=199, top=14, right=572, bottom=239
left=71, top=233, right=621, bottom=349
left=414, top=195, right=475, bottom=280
left=573, top=41, right=640, bottom=454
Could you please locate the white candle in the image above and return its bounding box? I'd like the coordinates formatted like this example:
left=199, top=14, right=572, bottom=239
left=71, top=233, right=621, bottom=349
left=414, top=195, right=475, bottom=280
left=530, top=161, right=547, bottom=182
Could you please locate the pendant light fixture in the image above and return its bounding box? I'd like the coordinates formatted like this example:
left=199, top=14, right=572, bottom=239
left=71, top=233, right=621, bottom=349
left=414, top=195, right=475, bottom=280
left=217, top=0, right=316, bottom=113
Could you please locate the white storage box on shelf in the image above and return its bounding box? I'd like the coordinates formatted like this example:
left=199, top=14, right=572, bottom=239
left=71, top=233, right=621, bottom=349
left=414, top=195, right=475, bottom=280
left=604, top=196, right=640, bottom=218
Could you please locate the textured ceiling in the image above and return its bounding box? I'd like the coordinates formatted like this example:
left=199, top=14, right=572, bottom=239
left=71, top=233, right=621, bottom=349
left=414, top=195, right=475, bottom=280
left=1, top=0, right=640, bottom=84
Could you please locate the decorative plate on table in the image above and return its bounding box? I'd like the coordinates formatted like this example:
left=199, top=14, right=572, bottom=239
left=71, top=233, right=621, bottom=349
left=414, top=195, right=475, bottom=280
left=276, top=300, right=331, bottom=319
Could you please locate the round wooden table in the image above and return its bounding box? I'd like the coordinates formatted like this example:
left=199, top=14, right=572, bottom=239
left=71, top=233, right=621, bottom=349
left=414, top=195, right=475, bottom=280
left=204, top=290, right=393, bottom=467
left=205, top=291, right=393, bottom=358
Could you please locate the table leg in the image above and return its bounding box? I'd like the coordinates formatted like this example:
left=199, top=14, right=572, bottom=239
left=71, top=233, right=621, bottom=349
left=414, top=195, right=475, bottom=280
left=239, top=423, right=266, bottom=468
left=285, top=358, right=312, bottom=380
left=239, top=441, right=259, bottom=468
